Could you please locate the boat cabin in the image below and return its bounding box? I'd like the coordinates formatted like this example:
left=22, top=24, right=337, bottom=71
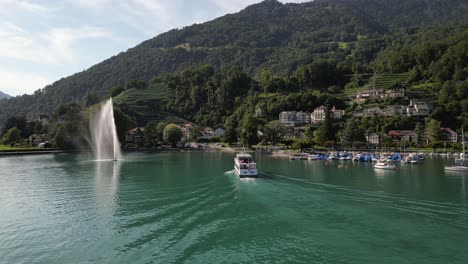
left=236, top=154, right=254, bottom=164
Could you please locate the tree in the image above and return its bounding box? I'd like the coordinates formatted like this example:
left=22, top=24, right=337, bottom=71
left=109, top=86, right=125, bottom=97
left=240, top=114, right=259, bottom=148
left=427, top=119, right=442, bottom=143
left=223, top=116, right=238, bottom=144
left=2, top=127, right=21, bottom=144
left=113, top=107, right=137, bottom=143
left=156, top=122, right=169, bottom=142
left=83, top=92, right=100, bottom=107
left=144, top=121, right=158, bottom=147
left=163, top=124, right=183, bottom=147
left=304, top=126, right=315, bottom=143
left=414, top=122, right=424, bottom=146
left=314, top=108, right=334, bottom=146
left=1, top=116, right=27, bottom=138
left=263, top=120, right=283, bottom=145
left=342, top=118, right=366, bottom=147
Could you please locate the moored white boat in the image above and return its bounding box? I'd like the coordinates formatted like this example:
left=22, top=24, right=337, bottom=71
left=234, top=153, right=258, bottom=178
left=374, top=161, right=396, bottom=170
left=444, top=164, right=468, bottom=172
left=445, top=130, right=467, bottom=172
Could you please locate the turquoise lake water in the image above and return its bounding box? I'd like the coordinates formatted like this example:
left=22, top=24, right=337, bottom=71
left=0, top=152, right=467, bottom=263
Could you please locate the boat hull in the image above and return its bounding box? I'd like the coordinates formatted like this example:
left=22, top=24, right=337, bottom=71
left=234, top=166, right=258, bottom=178
left=444, top=166, right=468, bottom=172
left=374, top=165, right=396, bottom=170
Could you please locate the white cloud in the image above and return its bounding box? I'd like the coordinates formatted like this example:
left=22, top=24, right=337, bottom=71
left=16, top=0, right=52, bottom=13
left=0, top=22, right=111, bottom=65
left=69, top=0, right=110, bottom=10
left=0, top=21, right=57, bottom=64
left=44, top=26, right=112, bottom=64
left=0, top=69, right=53, bottom=96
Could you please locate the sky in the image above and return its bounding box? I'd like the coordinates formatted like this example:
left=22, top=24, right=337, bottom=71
left=0, top=0, right=310, bottom=96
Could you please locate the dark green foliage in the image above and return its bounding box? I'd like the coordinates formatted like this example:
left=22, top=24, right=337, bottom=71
left=341, top=118, right=366, bottom=147
left=1, top=116, right=27, bottom=138
left=163, top=124, right=183, bottom=147
left=241, top=114, right=259, bottom=147
left=223, top=116, right=238, bottom=144
left=314, top=108, right=335, bottom=145
left=113, top=107, right=137, bottom=143
left=156, top=122, right=169, bottom=142
left=263, top=120, right=283, bottom=145
left=427, top=119, right=442, bottom=143
left=109, top=86, right=125, bottom=97
left=2, top=127, right=21, bottom=144
left=144, top=121, right=158, bottom=147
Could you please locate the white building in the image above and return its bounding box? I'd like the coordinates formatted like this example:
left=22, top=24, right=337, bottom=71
left=366, top=132, right=380, bottom=145
left=279, top=111, right=311, bottom=126
left=214, top=128, right=225, bottom=137
left=407, top=100, right=430, bottom=117
left=382, top=105, right=405, bottom=117
left=311, top=105, right=345, bottom=123
left=296, top=112, right=310, bottom=124
left=311, top=106, right=327, bottom=123
left=279, top=111, right=297, bottom=126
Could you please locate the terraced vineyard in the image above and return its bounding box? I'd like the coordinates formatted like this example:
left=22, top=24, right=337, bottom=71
left=371, top=72, right=409, bottom=89
left=342, top=72, right=409, bottom=97
left=113, top=82, right=186, bottom=125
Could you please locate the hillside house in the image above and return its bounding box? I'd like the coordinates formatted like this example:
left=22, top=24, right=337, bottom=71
left=388, top=130, right=418, bottom=143
left=407, top=100, right=430, bottom=117
left=214, top=128, right=225, bottom=137
left=382, top=87, right=405, bottom=99
left=382, top=105, right=405, bottom=117
left=126, top=127, right=145, bottom=144
left=441, top=128, right=458, bottom=143
left=199, top=127, right=214, bottom=140
left=279, top=111, right=310, bottom=126
left=366, top=132, right=380, bottom=145
left=311, top=106, right=345, bottom=123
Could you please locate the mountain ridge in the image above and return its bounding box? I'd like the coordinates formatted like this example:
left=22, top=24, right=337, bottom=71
left=0, top=0, right=467, bottom=124
left=0, top=91, right=12, bottom=100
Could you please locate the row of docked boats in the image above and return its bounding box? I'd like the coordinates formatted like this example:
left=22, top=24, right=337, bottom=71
left=234, top=131, right=466, bottom=177
left=288, top=149, right=468, bottom=171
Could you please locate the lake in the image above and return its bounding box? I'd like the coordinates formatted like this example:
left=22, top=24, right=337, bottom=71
left=1, top=152, right=467, bottom=263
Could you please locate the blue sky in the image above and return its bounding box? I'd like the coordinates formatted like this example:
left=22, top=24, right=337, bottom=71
left=0, top=0, right=309, bottom=96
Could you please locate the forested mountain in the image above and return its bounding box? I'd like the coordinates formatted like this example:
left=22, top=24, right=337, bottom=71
left=0, top=91, right=11, bottom=100
left=0, top=0, right=467, bottom=124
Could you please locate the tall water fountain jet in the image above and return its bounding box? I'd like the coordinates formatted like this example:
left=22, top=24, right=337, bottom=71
left=89, top=98, right=122, bottom=161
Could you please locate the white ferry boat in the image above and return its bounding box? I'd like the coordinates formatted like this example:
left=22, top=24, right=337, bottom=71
left=234, top=153, right=258, bottom=178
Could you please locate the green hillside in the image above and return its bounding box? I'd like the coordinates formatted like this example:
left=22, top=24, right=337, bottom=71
left=1, top=0, right=467, bottom=124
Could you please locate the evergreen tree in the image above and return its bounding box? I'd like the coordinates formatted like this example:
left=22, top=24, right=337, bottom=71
left=240, top=114, right=259, bottom=148
left=223, top=116, right=238, bottom=144
left=427, top=119, right=442, bottom=143
left=314, top=108, right=334, bottom=146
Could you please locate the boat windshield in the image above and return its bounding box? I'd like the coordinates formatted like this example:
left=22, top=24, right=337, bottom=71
left=238, top=157, right=253, bottom=163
